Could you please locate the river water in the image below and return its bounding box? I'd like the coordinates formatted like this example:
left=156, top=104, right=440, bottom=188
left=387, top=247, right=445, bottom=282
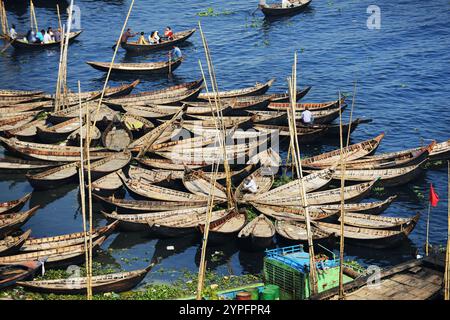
left=0, top=0, right=449, bottom=285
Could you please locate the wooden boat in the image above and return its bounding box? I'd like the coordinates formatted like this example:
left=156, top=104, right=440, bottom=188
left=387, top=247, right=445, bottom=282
left=123, top=105, right=178, bottom=119
left=253, top=167, right=335, bottom=201
left=0, top=113, right=38, bottom=132
left=237, top=215, right=275, bottom=249
left=102, top=207, right=210, bottom=231
left=181, top=117, right=252, bottom=130
left=429, top=139, right=450, bottom=161
left=67, top=124, right=102, bottom=147
left=0, top=261, right=42, bottom=290
left=254, top=124, right=328, bottom=143
left=310, top=196, right=397, bottom=215
left=93, top=193, right=212, bottom=213
left=48, top=103, right=118, bottom=124
left=311, top=118, right=372, bottom=137
left=17, top=263, right=154, bottom=294
left=0, top=89, right=44, bottom=98
left=318, top=143, right=432, bottom=170
left=312, top=216, right=419, bottom=249
left=36, top=118, right=82, bottom=143
left=0, top=103, right=48, bottom=114
left=260, top=0, right=312, bottom=17
left=0, top=207, right=39, bottom=237
left=121, top=28, right=196, bottom=53
left=254, top=180, right=377, bottom=206
left=0, top=237, right=106, bottom=268
left=91, top=171, right=123, bottom=196
left=26, top=162, right=79, bottom=189
left=4, top=119, right=47, bottom=141
left=135, top=157, right=210, bottom=171
left=235, top=167, right=275, bottom=201
left=87, top=151, right=131, bottom=180
left=329, top=160, right=426, bottom=187
left=86, top=58, right=183, bottom=75
left=191, top=95, right=272, bottom=111
left=20, top=222, right=118, bottom=252
left=339, top=212, right=420, bottom=230
left=9, top=30, right=82, bottom=50
left=275, top=220, right=335, bottom=244
left=0, top=193, right=32, bottom=215
left=301, top=133, right=385, bottom=168
left=0, top=230, right=31, bottom=256
left=268, top=96, right=346, bottom=111
left=251, top=202, right=338, bottom=221
left=197, top=79, right=275, bottom=100
left=104, top=79, right=203, bottom=107
left=182, top=170, right=228, bottom=199
left=198, top=210, right=247, bottom=245
left=150, top=209, right=229, bottom=238
left=121, top=175, right=209, bottom=202
left=102, top=118, right=133, bottom=151
left=0, top=137, right=116, bottom=162
left=264, top=86, right=311, bottom=102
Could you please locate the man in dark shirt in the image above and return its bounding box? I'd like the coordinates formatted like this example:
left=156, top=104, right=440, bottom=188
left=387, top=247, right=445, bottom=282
left=121, top=28, right=137, bottom=44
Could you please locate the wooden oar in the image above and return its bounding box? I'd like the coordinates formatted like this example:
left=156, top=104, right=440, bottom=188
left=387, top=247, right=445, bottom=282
left=168, top=51, right=172, bottom=80
left=0, top=37, right=14, bottom=53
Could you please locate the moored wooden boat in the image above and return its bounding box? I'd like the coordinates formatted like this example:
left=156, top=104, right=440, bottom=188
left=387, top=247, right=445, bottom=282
left=67, top=124, right=102, bottom=147
left=264, top=86, right=311, bottom=102
left=182, top=169, right=228, bottom=199
left=268, top=95, right=346, bottom=111
left=0, top=89, right=44, bottom=98
left=339, top=212, right=420, bottom=230
left=254, top=124, right=328, bottom=143
left=0, top=236, right=106, bottom=268
left=310, top=196, right=397, bottom=215
left=26, top=162, right=79, bottom=189
left=0, top=261, right=42, bottom=290
left=0, top=113, right=39, bottom=132
left=260, top=0, right=312, bottom=17
left=0, top=193, right=32, bottom=215
left=20, top=222, right=118, bottom=252
left=198, top=210, right=247, bottom=245
left=312, top=216, right=419, bottom=249
left=36, top=118, right=82, bottom=143
left=4, top=119, right=47, bottom=141
left=0, top=230, right=32, bottom=256
left=251, top=202, right=338, bottom=221
left=235, top=167, right=275, bottom=201
left=121, top=28, right=196, bottom=53
left=102, top=118, right=133, bottom=151
left=86, top=57, right=183, bottom=75
left=275, top=220, right=335, bottom=244
left=86, top=151, right=131, bottom=180
left=91, top=171, right=123, bottom=196
left=0, top=207, right=39, bottom=238
left=17, top=263, right=154, bottom=294
left=237, top=214, right=275, bottom=249
left=197, top=79, right=275, bottom=100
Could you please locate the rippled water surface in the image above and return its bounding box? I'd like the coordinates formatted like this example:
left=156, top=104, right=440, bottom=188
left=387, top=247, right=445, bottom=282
left=0, top=0, right=449, bottom=284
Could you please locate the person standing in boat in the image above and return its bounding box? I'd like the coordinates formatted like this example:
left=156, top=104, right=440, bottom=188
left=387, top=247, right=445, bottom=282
left=169, top=46, right=182, bottom=61
left=9, top=24, right=17, bottom=39
left=299, top=107, right=314, bottom=126
left=137, top=32, right=148, bottom=45
left=121, top=28, right=137, bottom=44
left=242, top=176, right=258, bottom=194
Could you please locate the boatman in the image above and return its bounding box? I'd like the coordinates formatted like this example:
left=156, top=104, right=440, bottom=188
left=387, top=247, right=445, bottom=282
left=299, top=106, right=314, bottom=126
left=9, top=24, right=17, bottom=39
left=242, top=176, right=258, bottom=194
left=121, top=28, right=137, bottom=44
left=170, top=46, right=182, bottom=61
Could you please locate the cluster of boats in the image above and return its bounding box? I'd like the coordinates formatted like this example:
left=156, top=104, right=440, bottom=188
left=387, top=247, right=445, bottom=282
left=1, top=75, right=450, bottom=295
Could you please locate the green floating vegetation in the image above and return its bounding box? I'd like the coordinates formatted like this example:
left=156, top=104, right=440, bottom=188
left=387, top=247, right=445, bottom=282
left=245, top=206, right=258, bottom=221
left=371, top=186, right=386, bottom=196
left=423, top=160, right=445, bottom=169
left=197, top=7, right=236, bottom=17
left=344, top=260, right=366, bottom=274
left=272, top=174, right=293, bottom=188
left=36, top=111, right=49, bottom=120
left=244, top=17, right=263, bottom=29
left=1, top=269, right=262, bottom=300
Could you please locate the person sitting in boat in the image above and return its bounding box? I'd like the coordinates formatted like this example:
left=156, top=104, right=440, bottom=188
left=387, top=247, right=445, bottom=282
left=137, top=32, right=148, bottom=45
left=299, top=107, right=314, bottom=125
left=149, top=30, right=160, bottom=44
left=25, top=30, right=37, bottom=43
left=36, top=29, right=45, bottom=43
left=164, top=26, right=174, bottom=41
left=169, top=46, right=182, bottom=61
left=121, top=28, right=137, bottom=44
left=47, top=27, right=55, bottom=41
left=282, top=0, right=295, bottom=8
left=43, top=29, right=53, bottom=44
left=9, top=24, right=17, bottom=39
left=242, top=176, right=258, bottom=194
left=54, top=28, right=61, bottom=42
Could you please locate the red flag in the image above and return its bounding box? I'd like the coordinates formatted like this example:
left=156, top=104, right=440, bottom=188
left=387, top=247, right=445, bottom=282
left=429, top=183, right=439, bottom=207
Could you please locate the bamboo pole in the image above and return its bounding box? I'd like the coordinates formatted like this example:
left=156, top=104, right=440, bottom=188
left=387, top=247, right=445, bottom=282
left=197, top=21, right=234, bottom=209
left=30, top=1, right=38, bottom=33
left=77, top=81, right=91, bottom=299
left=425, top=201, right=431, bottom=256
left=0, top=0, right=7, bottom=36
left=56, top=4, right=62, bottom=32
left=54, top=25, right=65, bottom=112
left=85, top=101, right=93, bottom=299
left=286, top=52, right=318, bottom=296
left=61, top=1, right=74, bottom=109
left=445, top=160, right=450, bottom=300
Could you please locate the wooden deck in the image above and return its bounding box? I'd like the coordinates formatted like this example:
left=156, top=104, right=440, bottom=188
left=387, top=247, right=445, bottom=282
left=312, top=255, right=444, bottom=300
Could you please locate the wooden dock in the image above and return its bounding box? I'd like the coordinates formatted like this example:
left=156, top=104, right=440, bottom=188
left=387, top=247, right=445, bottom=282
left=311, top=255, right=444, bottom=300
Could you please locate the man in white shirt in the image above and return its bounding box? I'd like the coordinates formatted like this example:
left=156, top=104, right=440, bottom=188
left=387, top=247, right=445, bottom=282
left=43, top=31, right=53, bottom=44
left=299, top=107, right=314, bottom=125
left=242, top=176, right=258, bottom=193
left=9, top=24, right=17, bottom=39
